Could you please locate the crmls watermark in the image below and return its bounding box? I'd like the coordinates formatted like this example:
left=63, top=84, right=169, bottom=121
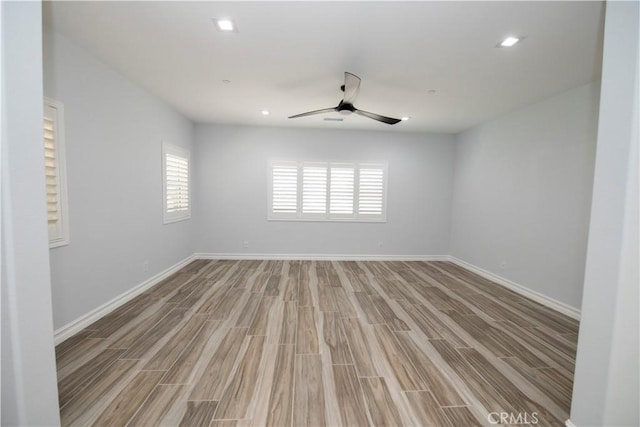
left=488, top=412, right=539, bottom=425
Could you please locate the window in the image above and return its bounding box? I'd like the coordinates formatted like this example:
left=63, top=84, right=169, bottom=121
left=271, top=162, right=298, bottom=218
left=162, top=142, right=191, bottom=223
left=302, top=162, right=328, bottom=216
left=269, top=160, right=387, bottom=222
left=44, top=98, right=70, bottom=248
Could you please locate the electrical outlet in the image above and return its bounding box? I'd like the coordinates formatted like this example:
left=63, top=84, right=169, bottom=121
left=243, top=240, right=249, bottom=249
left=142, top=260, right=149, bottom=273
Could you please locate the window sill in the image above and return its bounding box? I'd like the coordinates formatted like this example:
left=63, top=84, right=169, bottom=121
left=267, top=217, right=386, bottom=223
left=163, top=215, right=191, bottom=225
left=49, top=238, right=70, bottom=249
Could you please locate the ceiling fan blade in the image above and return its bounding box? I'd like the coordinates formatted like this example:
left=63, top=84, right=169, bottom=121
left=354, top=109, right=402, bottom=125
left=342, top=72, right=361, bottom=104
left=288, top=107, right=338, bottom=119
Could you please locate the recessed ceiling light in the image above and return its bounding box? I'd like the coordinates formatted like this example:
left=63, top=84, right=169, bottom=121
left=499, top=36, right=520, bottom=47
left=261, top=110, right=270, bottom=116
left=213, top=18, right=237, bottom=32
left=401, top=116, right=410, bottom=121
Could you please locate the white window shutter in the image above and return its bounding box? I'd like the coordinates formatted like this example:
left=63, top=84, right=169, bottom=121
left=163, top=143, right=191, bottom=223
left=271, top=163, right=298, bottom=214
left=166, top=154, right=189, bottom=212
left=358, top=165, right=385, bottom=218
left=268, top=160, right=386, bottom=222
left=44, top=116, right=59, bottom=227
left=329, top=166, right=355, bottom=215
left=302, top=163, right=328, bottom=215
left=44, top=98, right=70, bottom=247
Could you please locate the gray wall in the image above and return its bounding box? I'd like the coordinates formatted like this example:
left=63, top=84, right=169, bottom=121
left=193, top=124, right=456, bottom=257
left=1, top=2, right=61, bottom=424
left=570, top=1, right=639, bottom=425
left=43, top=31, right=195, bottom=329
left=450, top=82, right=599, bottom=309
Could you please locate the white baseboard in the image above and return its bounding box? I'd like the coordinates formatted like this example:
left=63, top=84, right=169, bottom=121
left=53, top=254, right=196, bottom=345
left=565, top=420, right=577, bottom=427
left=194, top=252, right=449, bottom=261
left=448, top=256, right=581, bottom=320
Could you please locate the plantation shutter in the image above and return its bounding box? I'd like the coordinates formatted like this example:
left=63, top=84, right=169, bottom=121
left=44, top=112, right=60, bottom=230
left=163, top=143, right=191, bottom=223
left=358, top=165, right=385, bottom=218
left=165, top=153, right=189, bottom=212
left=268, top=160, right=386, bottom=222
left=329, top=166, right=355, bottom=215
left=302, top=163, right=328, bottom=215
left=271, top=163, right=298, bottom=214
left=44, top=99, right=70, bottom=247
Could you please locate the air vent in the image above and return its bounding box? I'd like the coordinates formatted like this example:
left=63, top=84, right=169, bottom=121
left=324, top=117, right=344, bottom=122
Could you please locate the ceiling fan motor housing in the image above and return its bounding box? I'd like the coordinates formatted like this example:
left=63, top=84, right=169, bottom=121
left=338, top=102, right=356, bottom=114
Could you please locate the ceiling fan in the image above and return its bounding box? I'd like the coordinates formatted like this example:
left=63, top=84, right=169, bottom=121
left=288, top=72, right=402, bottom=125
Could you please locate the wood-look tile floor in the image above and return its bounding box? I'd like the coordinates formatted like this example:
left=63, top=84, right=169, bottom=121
left=56, top=260, right=579, bottom=427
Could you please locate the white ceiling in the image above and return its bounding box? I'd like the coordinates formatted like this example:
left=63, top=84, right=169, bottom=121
left=44, top=1, right=604, bottom=133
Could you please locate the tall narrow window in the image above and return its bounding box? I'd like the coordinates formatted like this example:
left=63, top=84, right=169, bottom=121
left=269, top=160, right=387, bottom=222
left=162, top=142, right=190, bottom=223
left=44, top=98, right=70, bottom=247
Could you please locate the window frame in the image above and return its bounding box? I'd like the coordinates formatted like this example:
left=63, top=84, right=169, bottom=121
left=44, top=97, right=70, bottom=248
left=268, top=159, right=388, bottom=223
left=162, top=142, right=191, bottom=224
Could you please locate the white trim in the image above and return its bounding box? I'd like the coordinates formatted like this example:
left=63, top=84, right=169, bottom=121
left=194, top=252, right=449, bottom=261
left=53, top=254, right=196, bottom=344
left=448, top=256, right=581, bottom=320
left=565, top=420, right=577, bottom=427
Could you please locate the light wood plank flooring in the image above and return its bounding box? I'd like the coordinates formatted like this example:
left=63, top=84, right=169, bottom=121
left=56, top=260, right=579, bottom=426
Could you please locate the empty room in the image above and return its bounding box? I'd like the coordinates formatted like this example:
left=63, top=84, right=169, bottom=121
left=1, top=1, right=638, bottom=427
